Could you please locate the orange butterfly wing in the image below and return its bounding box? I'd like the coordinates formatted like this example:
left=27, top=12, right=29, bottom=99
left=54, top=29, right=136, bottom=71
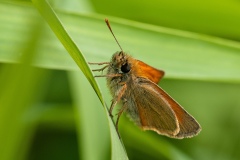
left=125, top=57, right=201, bottom=138
left=132, top=78, right=201, bottom=138
left=131, top=59, right=164, bottom=84
left=131, top=80, right=180, bottom=136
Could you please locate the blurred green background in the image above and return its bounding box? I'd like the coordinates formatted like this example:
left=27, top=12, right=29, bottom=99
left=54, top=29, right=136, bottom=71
left=1, top=0, right=240, bottom=160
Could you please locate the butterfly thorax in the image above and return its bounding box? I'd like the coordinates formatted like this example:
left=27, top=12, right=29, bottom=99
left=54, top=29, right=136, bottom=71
left=106, top=51, right=142, bottom=125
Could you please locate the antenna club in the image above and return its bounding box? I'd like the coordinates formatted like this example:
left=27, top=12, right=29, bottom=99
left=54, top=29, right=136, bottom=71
left=105, top=18, right=123, bottom=52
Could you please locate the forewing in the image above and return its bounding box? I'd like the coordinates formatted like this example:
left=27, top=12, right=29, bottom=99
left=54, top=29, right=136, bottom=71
left=128, top=78, right=179, bottom=137
left=134, top=78, right=201, bottom=138
left=130, top=59, right=164, bottom=84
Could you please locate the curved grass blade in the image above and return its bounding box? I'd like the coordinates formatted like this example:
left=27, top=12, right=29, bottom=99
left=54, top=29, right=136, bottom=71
left=31, top=0, right=128, bottom=159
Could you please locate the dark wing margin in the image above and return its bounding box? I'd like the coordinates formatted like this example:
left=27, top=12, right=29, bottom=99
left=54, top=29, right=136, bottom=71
left=131, top=78, right=201, bottom=138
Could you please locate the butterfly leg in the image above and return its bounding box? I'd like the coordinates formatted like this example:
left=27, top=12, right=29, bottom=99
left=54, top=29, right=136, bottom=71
left=92, top=65, right=109, bottom=72
left=94, top=74, right=122, bottom=78
left=109, top=83, right=127, bottom=117
left=89, top=62, right=110, bottom=74
left=88, top=62, right=110, bottom=65
left=115, top=99, right=127, bottom=135
left=108, top=84, right=127, bottom=138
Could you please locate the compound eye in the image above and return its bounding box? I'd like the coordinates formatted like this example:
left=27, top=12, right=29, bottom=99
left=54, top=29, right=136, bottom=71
left=121, top=63, right=131, bottom=73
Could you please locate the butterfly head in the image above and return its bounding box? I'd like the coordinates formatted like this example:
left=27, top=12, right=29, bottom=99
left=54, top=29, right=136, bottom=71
left=110, top=51, right=132, bottom=74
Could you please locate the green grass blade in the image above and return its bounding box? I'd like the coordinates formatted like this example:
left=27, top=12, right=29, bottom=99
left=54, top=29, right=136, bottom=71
left=69, top=71, right=132, bottom=160
left=31, top=0, right=128, bottom=159
left=1, top=2, right=240, bottom=83
left=31, top=0, right=102, bottom=103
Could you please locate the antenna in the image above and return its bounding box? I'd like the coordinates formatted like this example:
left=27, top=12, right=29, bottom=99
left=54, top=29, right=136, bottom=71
left=105, top=19, right=123, bottom=53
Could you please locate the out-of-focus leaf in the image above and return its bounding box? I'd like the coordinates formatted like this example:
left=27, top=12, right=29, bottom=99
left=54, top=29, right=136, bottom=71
left=68, top=71, right=110, bottom=160
left=0, top=2, right=240, bottom=83
left=90, top=0, right=240, bottom=41
left=0, top=20, right=47, bottom=160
